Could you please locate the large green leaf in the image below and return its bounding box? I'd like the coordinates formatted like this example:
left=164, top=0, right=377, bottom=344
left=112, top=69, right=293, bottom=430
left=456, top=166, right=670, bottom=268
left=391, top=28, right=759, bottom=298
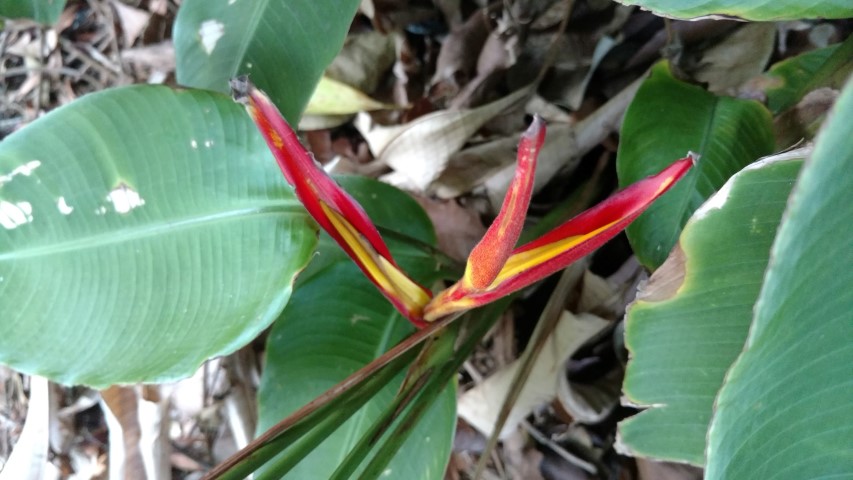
left=173, top=0, right=360, bottom=123
left=612, top=0, right=853, bottom=21
left=617, top=62, right=775, bottom=269
left=705, top=76, right=853, bottom=479
left=0, top=86, right=316, bottom=387
left=0, top=0, right=65, bottom=24
left=258, top=177, right=456, bottom=479
left=619, top=154, right=803, bottom=465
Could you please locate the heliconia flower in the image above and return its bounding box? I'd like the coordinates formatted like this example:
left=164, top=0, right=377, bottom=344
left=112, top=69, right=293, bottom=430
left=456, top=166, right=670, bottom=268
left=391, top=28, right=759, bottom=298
left=232, top=78, right=695, bottom=328
left=423, top=152, right=694, bottom=321
left=230, top=76, right=433, bottom=326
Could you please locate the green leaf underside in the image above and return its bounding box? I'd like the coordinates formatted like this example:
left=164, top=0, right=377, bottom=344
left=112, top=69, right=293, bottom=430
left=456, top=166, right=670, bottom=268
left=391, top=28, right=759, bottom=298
left=174, top=0, right=360, bottom=123
left=0, top=86, right=316, bottom=387
left=617, top=61, right=775, bottom=269
left=613, top=0, right=853, bottom=21
left=0, top=0, right=66, bottom=24
left=258, top=177, right=456, bottom=480
left=706, top=78, right=853, bottom=479
left=620, top=157, right=803, bottom=465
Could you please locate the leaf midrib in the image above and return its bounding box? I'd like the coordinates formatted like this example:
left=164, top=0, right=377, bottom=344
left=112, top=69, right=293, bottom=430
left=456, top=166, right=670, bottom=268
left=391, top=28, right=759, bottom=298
left=0, top=203, right=307, bottom=261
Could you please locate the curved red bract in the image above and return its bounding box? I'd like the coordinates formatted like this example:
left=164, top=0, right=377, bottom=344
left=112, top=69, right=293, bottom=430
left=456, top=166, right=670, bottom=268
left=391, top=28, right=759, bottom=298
left=233, top=78, right=695, bottom=327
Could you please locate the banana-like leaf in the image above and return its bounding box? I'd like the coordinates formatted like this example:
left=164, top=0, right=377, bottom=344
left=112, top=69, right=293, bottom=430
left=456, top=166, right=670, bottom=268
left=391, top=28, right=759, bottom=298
left=617, top=62, right=774, bottom=269
left=619, top=152, right=804, bottom=464
left=0, top=0, right=66, bottom=24
left=706, top=75, right=853, bottom=480
left=0, top=86, right=316, bottom=386
left=173, top=0, right=360, bottom=123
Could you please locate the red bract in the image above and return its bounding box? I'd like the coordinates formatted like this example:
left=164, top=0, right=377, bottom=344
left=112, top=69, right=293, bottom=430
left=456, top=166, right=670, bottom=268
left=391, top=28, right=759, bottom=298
left=232, top=78, right=695, bottom=328
left=231, top=77, right=432, bottom=326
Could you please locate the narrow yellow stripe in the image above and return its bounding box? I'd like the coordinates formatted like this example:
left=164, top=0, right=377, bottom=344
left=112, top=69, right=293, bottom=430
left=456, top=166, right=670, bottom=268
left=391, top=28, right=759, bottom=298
left=322, top=204, right=429, bottom=310
left=490, top=219, right=620, bottom=287
left=377, top=256, right=432, bottom=307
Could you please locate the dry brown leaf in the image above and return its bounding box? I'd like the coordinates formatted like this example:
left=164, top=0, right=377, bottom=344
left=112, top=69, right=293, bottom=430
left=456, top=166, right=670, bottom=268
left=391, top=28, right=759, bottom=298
left=101, top=385, right=170, bottom=480
left=693, top=23, right=776, bottom=95
left=457, top=312, right=610, bottom=440
left=626, top=19, right=738, bottom=70
left=0, top=376, right=51, bottom=480
left=327, top=30, right=396, bottom=94
left=120, top=41, right=175, bottom=81
left=503, top=430, right=547, bottom=480
left=562, top=36, right=618, bottom=111
left=483, top=77, right=642, bottom=206
left=432, top=80, right=635, bottom=200
left=220, top=348, right=258, bottom=450
left=110, top=0, right=152, bottom=47
left=636, top=458, right=703, bottom=480
left=359, top=85, right=532, bottom=190
left=304, top=76, right=395, bottom=116
left=557, top=366, right=621, bottom=425
left=431, top=9, right=492, bottom=100
left=412, top=195, right=486, bottom=262
left=576, top=270, right=618, bottom=317
left=433, top=119, right=584, bottom=202
left=774, top=87, right=838, bottom=148
left=635, top=244, right=686, bottom=303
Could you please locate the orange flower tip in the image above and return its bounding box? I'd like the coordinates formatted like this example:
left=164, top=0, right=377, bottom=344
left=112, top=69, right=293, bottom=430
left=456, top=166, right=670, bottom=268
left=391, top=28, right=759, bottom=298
left=229, top=75, right=251, bottom=105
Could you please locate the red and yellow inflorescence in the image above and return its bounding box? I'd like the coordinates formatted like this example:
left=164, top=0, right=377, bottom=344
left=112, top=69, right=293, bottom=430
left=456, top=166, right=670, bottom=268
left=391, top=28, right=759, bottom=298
left=232, top=77, right=694, bottom=328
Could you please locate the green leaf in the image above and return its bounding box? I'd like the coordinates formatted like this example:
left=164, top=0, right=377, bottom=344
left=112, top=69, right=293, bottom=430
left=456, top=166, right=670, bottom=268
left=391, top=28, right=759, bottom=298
left=611, top=0, right=853, bottom=21
left=0, top=86, right=316, bottom=387
left=761, top=45, right=839, bottom=114
left=258, top=177, right=456, bottom=480
left=705, top=75, right=853, bottom=479
left=619, top=154, right=804, bottom=465
left=617, top=61, right=775, bottom=269
left=173, top=0, right=360, bottom=123
left=0, top=0, right=65, bottom=24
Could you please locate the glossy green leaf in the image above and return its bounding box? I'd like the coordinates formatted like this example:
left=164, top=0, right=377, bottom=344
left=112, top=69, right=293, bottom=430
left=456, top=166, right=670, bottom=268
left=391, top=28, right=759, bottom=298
left=258, top=177, right=455, bottom=480
left=617, top=62, right=774, bottom=269
left=0, top=0, right=65, bottom=24
left=174, top=0, right=360, bottom=124
left=619, top=154, right=803, bottom=465
left=706, top=76, right=853, bottom=479
left=612, top=0, right=853, bottom=21
left=0, top=86, right=316, bottom=387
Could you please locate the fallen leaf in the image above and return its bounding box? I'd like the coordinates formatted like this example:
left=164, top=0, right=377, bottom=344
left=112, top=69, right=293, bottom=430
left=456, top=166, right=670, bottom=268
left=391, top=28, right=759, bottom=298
left=458, top=312, right=610, bottom=439
left=327, top=30, right=396, bottom=94
left=693, top=23, right=777, bottom=95
left=431, top=8, right=492, bottom=101
left=412, top=194, right=486, bottom=262
left=304, top=76, right=396, bottom=116
left=1, top=376, right=50, bottom=479
left=110, top=0, right=151, bottom=46
left=101, top=385, right=170, bottom=480
left=359, top=85, right=533, bottom=191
